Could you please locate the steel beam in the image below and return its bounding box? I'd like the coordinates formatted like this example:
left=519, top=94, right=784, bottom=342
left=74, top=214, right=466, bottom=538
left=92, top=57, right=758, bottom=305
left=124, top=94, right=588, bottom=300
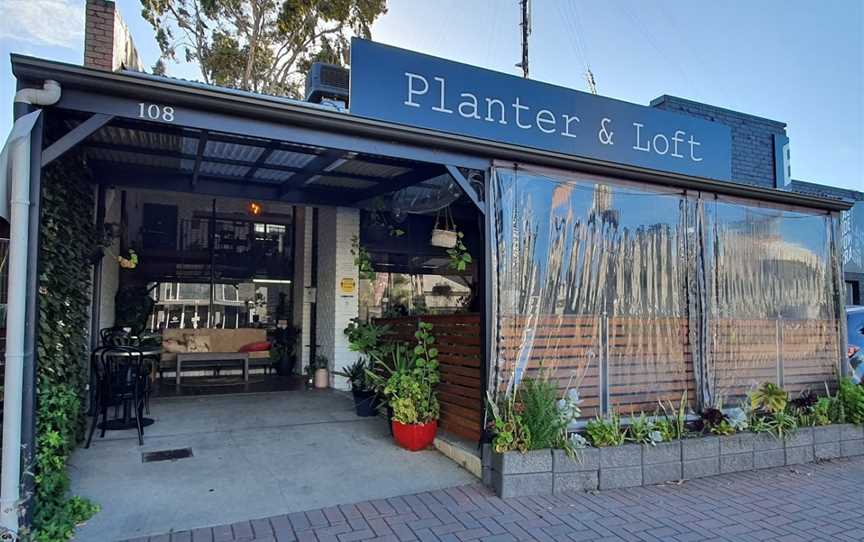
left=41, top=112, right=113, bottom=167
left=445, top=165, right=485, bottom=215
left=348, top=165, right=445, bottom=203
left=190, top=130, right=209, bottom=188
left=81, top=141, right=389, bottom=185
left=92, top=161, right=359, bottom=207
left=244, top=141, right=277, bottom=181
left=279, top=148, right=347, bottom=197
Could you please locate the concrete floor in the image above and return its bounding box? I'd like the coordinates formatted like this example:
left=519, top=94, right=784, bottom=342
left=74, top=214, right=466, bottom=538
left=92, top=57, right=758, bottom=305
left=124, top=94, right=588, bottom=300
left=69, top=390, right=476, bottom=542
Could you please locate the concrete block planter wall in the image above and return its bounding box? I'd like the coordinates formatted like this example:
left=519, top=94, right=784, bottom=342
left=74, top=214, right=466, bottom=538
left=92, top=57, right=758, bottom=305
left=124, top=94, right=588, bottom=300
left=489, top=424, right=864, bottom=498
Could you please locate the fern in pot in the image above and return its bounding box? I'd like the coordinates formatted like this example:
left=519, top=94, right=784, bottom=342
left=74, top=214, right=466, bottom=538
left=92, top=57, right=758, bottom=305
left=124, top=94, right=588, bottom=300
left=335, top=359, right=379, bottom=417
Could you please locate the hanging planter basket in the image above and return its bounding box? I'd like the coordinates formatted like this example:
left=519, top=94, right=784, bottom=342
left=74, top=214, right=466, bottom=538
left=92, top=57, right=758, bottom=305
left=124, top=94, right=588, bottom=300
left=430, top=229, right=458, bottom=248
left=430, top=206, right=458, bottom=248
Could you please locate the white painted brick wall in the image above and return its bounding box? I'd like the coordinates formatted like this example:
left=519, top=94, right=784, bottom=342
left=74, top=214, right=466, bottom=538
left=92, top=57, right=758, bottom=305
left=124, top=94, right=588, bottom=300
left=316, top=206, right=359, bottom=390
left=98, top=188, right=121, bottom=330
left=292, top=207, right=313, bottom=372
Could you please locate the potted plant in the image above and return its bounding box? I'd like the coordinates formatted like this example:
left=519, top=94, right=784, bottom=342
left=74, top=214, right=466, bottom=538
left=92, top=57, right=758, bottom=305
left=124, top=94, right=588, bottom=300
left=271, top=325, right=300, bottom=376
left=335, top=359, right=378, bottom=416
left=312, top=355, right=329, bottom=389
left=381, top=322, right=440, bottom=451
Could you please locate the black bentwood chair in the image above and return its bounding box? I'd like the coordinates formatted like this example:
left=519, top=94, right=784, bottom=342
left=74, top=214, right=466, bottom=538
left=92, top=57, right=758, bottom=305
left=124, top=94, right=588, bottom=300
left=99, top=326, right=154, bottom=414
left=86, top=346, right=148, bottom=447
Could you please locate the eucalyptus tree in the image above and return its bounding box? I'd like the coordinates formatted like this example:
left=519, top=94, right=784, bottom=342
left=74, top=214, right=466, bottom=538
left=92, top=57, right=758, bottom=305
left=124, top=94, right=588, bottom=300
left=141, top=0, right=387, bottom=96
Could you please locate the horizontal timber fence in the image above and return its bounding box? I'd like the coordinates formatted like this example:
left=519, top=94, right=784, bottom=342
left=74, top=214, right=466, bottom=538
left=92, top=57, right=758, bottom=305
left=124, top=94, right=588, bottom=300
left=496, top=315, right=840, bottom=416
left=375, top=313, right=484, bottom=441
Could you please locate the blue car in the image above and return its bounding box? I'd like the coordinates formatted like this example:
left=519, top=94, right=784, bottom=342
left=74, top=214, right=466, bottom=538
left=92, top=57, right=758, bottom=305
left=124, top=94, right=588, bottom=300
left=849, top=306, right=864, bottom=383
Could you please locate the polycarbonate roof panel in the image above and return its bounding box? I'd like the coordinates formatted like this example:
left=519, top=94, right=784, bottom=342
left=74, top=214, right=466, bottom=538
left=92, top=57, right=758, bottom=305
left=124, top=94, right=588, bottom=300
left=252, top=169, right=295, bottom=182
left=265, top=149, right=317, bottom=169
left=204, top=140, right=265, bottom=163
left=333, top=160, right=411, bottom=178
left=199, top=161, right=251, bottom=178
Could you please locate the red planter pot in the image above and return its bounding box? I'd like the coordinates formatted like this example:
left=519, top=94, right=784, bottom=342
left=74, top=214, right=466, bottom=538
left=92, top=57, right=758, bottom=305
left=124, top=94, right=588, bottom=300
left=391, top=420, right=438, bottom=451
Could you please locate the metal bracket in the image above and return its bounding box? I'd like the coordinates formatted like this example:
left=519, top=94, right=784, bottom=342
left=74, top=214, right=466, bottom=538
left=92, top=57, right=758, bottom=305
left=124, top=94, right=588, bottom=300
left=41, top=113, right=113, bottom=167
left=445, top=165, right=485, bottom=214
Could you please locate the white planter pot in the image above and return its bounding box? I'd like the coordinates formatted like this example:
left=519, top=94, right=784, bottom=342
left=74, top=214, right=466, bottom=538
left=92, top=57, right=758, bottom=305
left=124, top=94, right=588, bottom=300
left=314, top=368, right=329, bottom=389
left=430, top=229, right=458, bottom=248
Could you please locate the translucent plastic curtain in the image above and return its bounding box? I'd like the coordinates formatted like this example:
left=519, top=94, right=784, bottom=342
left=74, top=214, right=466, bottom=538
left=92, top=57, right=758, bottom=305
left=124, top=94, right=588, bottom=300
left=703, top=196, right=841, bottom=406
left=490, top=163, right=844, bottom=416
left=490, top=165, right=693, bottom=417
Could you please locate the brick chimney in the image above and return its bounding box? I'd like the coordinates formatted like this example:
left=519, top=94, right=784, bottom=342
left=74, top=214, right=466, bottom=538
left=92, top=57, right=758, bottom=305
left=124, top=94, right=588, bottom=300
left=84, top=0, right=144, bottom=72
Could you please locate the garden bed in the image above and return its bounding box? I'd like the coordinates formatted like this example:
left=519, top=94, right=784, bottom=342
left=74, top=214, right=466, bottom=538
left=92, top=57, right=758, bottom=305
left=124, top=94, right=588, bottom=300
left=486, top=424, right=864, bottom=498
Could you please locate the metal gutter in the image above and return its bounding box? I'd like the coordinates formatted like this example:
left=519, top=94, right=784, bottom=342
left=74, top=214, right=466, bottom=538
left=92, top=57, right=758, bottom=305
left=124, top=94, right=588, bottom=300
left=11, top=54, right=853, bottom=212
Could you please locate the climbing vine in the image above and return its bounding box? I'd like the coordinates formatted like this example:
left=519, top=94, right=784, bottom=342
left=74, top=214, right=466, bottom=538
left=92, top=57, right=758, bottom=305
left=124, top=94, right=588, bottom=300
left=29, top=155, right=99, bottom=541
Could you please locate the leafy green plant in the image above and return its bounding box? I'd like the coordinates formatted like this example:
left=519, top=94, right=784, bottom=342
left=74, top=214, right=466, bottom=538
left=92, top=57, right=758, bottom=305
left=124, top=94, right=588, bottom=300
left=750, top=382, right=788, bottom=414
left=790, top=392, right=832, bottom=427
left=487, top=382, right=582, bottom=455
left=351, top=235, right=376, bottom=280
left=626, top=412, right=663, bottom=445
left=518, top=377, right=566, bottom=450
left=695, top=407, right=736, bottom=435
left=344, top=318, right=390, bottom=361
left=334, top=359, right=370, bottom=392
left=585, top=412, right=626, bottom=447
left=772, top=410, right=799, bottom=439
left=384, top=322, right=440, bottom=424
left=657, top=390, right=689, bottom=440
left=446, top=231, right=472, bottom=272
left=487, top=391, right=531, bottom=454
left=838, top=377, right=864, bottom=424
left=31, top=157, right=99, bottom=540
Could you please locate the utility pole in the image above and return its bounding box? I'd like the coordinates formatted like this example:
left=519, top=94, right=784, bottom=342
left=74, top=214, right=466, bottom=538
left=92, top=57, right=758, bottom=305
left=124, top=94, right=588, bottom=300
left=517, top=0, right=531, bottom=78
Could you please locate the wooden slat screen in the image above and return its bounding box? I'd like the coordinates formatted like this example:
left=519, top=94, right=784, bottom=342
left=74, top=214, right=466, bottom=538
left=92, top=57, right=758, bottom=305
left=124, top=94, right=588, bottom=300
left=497, top=315, right=602, bottom=418
left=608, top=317, right=694, bottom=415
left=374, top=314, right=483, bottom=441
left=496, top=314, right=839, bottom=416
left=710, top=318, right=840, bottom=404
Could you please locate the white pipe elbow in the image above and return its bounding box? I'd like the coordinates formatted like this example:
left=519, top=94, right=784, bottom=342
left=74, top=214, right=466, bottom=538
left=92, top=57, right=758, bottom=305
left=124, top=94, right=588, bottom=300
left=14, top=80, right=61, bottom=106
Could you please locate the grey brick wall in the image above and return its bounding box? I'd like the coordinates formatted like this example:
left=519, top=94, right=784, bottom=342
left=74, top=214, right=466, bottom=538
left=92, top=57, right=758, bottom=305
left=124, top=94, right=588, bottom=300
left=650, top=95, right=787, bottom=189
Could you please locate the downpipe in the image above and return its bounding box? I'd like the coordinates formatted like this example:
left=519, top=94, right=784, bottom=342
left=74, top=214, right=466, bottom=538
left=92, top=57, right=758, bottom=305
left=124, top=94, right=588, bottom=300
left=0, top=80, right=60, bottom=541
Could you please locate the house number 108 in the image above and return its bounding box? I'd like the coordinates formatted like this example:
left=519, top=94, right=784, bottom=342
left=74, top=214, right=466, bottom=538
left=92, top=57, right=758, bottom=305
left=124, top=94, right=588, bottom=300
left=138, top=103, right=175, bottom=122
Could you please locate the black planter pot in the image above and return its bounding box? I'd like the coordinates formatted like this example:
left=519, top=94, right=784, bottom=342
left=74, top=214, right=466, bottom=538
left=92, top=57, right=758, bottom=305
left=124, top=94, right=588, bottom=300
left=352, top=389, right=379, bottom=417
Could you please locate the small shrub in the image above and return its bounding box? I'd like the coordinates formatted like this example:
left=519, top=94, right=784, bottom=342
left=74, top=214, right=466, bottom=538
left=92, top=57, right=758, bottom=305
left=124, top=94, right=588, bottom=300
left=585, top=412, right=626, bottom=447
left=487, top=392, right=531, bottom=454
left=626, top=412, right=664, bottom=445
left=838, top=378, right=864, bottom=424
left=519, top=378, right=564, bottom=450
left=750, top=382, right=788, bottom=414
left=657, top=390, right=689, bottom=440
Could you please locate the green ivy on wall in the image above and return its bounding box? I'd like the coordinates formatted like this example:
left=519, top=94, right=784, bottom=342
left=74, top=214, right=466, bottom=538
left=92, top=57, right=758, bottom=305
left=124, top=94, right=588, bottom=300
left=29, top=155, right=99, bottom=541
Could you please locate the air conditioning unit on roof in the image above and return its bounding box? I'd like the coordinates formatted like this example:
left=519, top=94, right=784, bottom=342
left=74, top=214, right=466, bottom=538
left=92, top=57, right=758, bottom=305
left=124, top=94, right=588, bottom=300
left=305, top=63, right=350, bottom=105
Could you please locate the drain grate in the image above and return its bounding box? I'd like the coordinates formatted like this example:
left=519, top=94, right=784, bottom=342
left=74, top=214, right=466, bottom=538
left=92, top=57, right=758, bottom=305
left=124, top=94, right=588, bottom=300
left=142, top=448, right=194, bottom=463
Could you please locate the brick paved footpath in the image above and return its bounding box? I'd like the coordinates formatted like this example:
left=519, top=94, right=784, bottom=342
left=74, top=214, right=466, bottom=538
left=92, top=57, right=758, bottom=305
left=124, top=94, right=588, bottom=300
left=124, top=456, right=864, bottom=542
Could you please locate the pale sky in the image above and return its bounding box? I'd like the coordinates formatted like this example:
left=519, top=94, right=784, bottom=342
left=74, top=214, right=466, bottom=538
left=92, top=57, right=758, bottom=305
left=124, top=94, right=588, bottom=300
left=1, top=0, right=862, bottom=192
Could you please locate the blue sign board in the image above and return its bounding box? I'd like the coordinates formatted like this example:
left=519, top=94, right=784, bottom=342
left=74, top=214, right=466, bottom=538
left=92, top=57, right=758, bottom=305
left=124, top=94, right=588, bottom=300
left=349, top=39, right=732, bottom=181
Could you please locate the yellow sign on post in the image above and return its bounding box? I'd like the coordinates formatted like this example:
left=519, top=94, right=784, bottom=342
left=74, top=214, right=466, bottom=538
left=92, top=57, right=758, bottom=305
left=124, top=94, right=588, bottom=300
left=340, top=278, right=356, bottom=295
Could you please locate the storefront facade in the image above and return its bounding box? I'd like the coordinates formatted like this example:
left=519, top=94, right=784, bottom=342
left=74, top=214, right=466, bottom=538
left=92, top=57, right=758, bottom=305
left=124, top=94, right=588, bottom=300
left=1, top=22, right=857, bottom=537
